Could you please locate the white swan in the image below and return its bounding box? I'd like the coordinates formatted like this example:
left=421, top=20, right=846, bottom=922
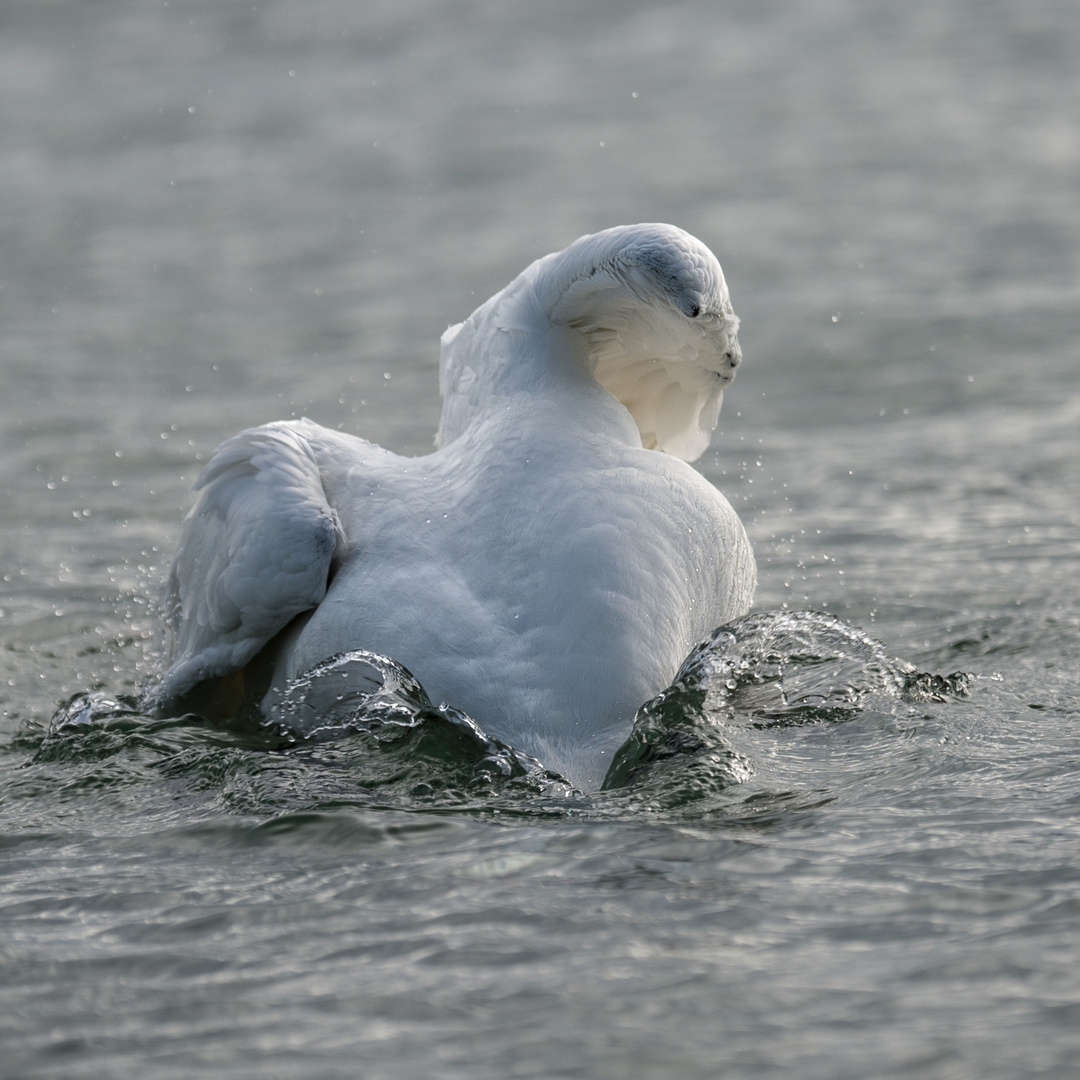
left=155, top=223, right=756, bottom=790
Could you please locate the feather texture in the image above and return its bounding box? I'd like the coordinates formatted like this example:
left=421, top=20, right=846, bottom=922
left=156, top=224, right=755, bottom=789
left=157, top=422, right=345, bottom=706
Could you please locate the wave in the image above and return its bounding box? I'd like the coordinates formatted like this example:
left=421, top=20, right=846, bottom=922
left=30, top=611, right=971, bottom=818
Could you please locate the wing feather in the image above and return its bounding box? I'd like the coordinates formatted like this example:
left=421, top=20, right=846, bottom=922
left=154, top=422, right=345, bottom=707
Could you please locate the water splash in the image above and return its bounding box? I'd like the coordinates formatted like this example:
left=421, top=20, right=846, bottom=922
left=265, top=651, right=435, bottom=739
left=50, top=691, right=145, bottom=731
left=265, top=650, right=571, bottom=799
left=32, top=612, right=969, bottom=815
left=30, top=672, right=570, bottom=818
left=688, top=610, right=970, bottom=724
left=602, top=610, right=970, bottom=803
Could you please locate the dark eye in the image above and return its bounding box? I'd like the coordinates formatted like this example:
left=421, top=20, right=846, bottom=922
left=688, top=303, right=700, bottom=318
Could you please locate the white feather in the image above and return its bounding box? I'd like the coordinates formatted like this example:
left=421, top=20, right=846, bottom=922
left=158, top=422, right=346, bottom=699
left=157, top=224, right=755, bottom=790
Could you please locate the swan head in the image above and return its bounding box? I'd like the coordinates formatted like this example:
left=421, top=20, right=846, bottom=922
left=437, top=223, right=742, bottom=462
left=538, top=223, right=741, bottom=461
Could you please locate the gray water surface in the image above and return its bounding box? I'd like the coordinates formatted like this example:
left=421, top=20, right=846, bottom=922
left=2, top=1, right=1079, bottom=1077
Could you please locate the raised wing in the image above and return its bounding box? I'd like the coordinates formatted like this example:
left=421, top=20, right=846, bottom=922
left=154, top=421, right=346, bottom=709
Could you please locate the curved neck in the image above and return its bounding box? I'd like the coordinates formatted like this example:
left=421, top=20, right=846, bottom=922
left=435, top=224, right=735, bottom=461
left=436, top=250, right=607, bottom=448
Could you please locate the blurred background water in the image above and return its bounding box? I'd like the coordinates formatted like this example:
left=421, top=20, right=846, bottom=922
left=1, top=1, right=1078, bottom=1077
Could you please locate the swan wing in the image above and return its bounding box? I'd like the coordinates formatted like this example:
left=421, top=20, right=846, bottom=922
left=156, top=421, right=346, bottom=706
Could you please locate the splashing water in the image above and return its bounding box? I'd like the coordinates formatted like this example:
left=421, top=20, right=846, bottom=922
left=35, top=611, right=970, bottom=815
left=265, top=650, right=570, bottom=799
left=601, top=611, right=970, bottom=807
